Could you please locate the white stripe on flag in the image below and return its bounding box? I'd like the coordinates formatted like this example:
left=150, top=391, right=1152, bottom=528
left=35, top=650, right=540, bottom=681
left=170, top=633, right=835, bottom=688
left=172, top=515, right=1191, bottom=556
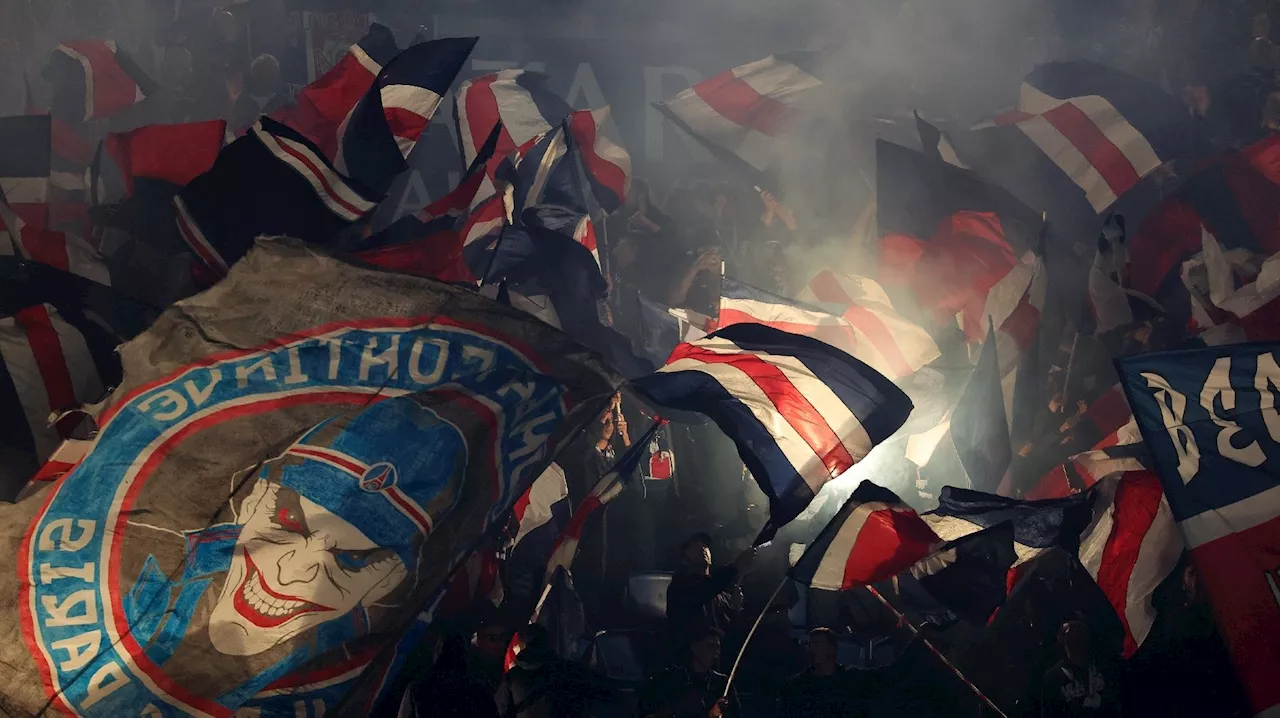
left=48, top=309, right=103, bottom=405
left=810, top=501, right=892, bottom=590
left=56, top=44, right=96, bottom=122
left=721, top=296, right=852, bottom=332
left=1015, top=113, right=1118, bottom=212
left=0, top=178, right=50, bottom=204
left=1179, top=482, right=1280, bottom=549
left=1018, top=84, right=1162, bottom=181
left=173, top=195, right=229, bottom=275
left=0, top=316, right=56, bottom=458
left=923, top=514, right=1042, bottom=566
left=689, top=340, right=873, bottom=464
left=662, top=353, right=827, bottom=493
left=64, top=233, right=111, bottom=286
left=660, top=95, right=777, bottom=171
left=1124, top=498, right=1180, bottom=647
left=733, top=56, right=821, bottom=104
left=254, top=124, right=374, bottom=222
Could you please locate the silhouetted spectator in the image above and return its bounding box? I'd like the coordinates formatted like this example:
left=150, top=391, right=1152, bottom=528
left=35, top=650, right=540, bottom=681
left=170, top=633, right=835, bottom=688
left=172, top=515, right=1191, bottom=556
left=495, top=624, right=605, bottom=718
left=1039, top=617, right=1120, bottom=717
left=231, top=53, right=285, bottom=130
left=779, top=627, right=858, bottom=717
left=640, top=625, right=740, bottom=718
left=665, top=533, right=753, bottom=654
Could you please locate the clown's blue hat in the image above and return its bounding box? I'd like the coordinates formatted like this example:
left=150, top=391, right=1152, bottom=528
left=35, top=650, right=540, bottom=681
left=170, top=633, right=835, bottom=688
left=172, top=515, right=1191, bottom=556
left=262, top=397, right=468, bottom=565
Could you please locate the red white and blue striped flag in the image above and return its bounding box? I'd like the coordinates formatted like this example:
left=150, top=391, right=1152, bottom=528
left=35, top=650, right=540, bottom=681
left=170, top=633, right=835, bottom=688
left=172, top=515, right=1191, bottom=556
left=633, top=324, right=913, bottom=537
left=654, top=51, right=820, bottom=188
left=791, top=480, right=941, bottom=588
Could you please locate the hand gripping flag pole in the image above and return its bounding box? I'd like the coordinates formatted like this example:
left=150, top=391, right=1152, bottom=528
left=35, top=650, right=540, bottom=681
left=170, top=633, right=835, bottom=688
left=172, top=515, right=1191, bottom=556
left=865, top=585, right=1009, bottom=718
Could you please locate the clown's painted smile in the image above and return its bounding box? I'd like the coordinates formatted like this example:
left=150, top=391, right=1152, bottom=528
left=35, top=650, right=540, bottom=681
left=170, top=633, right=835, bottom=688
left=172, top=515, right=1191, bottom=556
left=232, top=550, right=334, bottom=628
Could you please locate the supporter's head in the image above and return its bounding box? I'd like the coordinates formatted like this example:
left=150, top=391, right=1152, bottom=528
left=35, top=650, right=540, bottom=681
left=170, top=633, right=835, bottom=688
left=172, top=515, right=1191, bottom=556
left=1056, top=615, right=1092, bottom=664
left=248, top=54, right=282, bottom=98
left=473, top=608, right=510, bottom=662
left=806, top=627, right=839, bottom=669
left=686, top=625, right=723, bottom=672
left=434, top=632, right=470, bottom=674
left=680, top=532, right=714, bottom=575
left=597, top=408, right=616, bottom=447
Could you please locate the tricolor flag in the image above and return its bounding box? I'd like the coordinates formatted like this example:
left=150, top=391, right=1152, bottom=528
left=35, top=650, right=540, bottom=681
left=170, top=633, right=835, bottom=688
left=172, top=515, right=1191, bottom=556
left=46, top=40, right=156, bottom=123
left=333, top=37, right=477, bottom=196
left=875, top=140, right=1043, bottom=336
left=0, top=303, right=120, bottom=499
left=1119, top=343, right=1280, bottom=716
left=512, top=462, right=571, bottom=557
left=565, top=107, right=632, bottom=213
left=0, top=189, right=110, bottom=286
left=1127, top=132, right=1280, bottom=300
left=453, top=70, right=573, bottom=198
left=1078, top=470, right=1182, bottom=657
left=718, top=278, right=862, bottom=358
left=900, top=521, right=1017, bottom=626
left=175, top=117, right=379, bottom=276
left=544, top=423, right=658, bottom=580
left=654, top=51, right=821, bottom=189
left=1180, top=225, right=1280, bottom=343
left=633, top=324, right=913, bottom=537
left=798, top=270, right=940, bottom=380
left=923, top=486, right=1094, bottom=569
left=270, top=24, right=401, bottom=162
left=791, top=480, right=942, bottom=588
left=972, top=61, right=1192, bottom=215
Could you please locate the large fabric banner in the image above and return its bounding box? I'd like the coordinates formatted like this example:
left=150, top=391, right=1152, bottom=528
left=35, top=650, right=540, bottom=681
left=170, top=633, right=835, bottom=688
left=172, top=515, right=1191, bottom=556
left=1118, top=343, right=1280, bottom=718
left=0, top=238, right=619, bottom=716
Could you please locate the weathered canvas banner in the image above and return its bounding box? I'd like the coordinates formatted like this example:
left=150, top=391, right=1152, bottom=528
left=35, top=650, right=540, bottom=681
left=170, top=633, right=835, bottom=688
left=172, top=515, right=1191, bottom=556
left=0, top=238, right=620, bottom=716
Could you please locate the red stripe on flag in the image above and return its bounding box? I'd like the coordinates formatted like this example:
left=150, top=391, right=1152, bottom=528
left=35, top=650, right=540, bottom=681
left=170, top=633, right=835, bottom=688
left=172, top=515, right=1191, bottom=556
left=1040, top=102, right=1141, bottom=198
left=19, top=227, right=72, bottom=273
left=691, top=70, right=787, bottom=137
left=568, top=111, right=628, bottom=203
left=841, top=507, right=941, bottom=588
left=667, top=344, right=856, bottom=475
left=383, top=106, right=429, bottom=142
left=272, top=137, right=368, bottom=218
left=15, top=306, right=77, bottom=413
left=843, top=306, right=914, bottom=377
left=1096, top=471, right=1164, bottom=657
left=68, top=41, right=138, bottom=119
left=998, top=292, right=1041, bottom=352
left=716, top=308, right=859, bottom=352
left=464, top=75, right=518, bottom=179
left=289, top=446, right=367, bottom=476
left=513, top=483, right=534, bottom=524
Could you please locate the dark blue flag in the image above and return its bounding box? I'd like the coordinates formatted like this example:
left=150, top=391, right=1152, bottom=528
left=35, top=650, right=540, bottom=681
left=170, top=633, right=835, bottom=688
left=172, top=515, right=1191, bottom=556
left=951, top=320, right=1012, bottom=494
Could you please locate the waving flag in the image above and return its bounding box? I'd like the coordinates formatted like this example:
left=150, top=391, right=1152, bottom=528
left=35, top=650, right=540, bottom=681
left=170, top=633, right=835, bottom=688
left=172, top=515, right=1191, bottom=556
left=544, top=423, right=659, bottom=580
left=97, top=121, right=228, bottom=202
left=902, top=521, right=1018, bottom=625
left=513, top=463, right=571, bottom=552
left=1078, top=471, right=1182, bottom=657
left=1119, top=343, right=1280, bottom=716
left=718, top=278, right=859, bottom=353
left=974, top=61, right=1191, bottom=215
left=924, top=486, right=1094, bottom=568
left=799, top=270, right=940, bottom=380
left=654, top=51, right=821, bottom=188
left=1128, top=133, right=1280, bottom=299
left=46, top=40, right=156, bottom=123
left=454, top=69, right=573, bottom=201
left=334, top=37, right=476, bottom=196
left=176, top=117, right=379, bottom=276
left=791, top=480, right=941, bottom=588
left=271, top=24, right=401, bottom=161
left=0, top=303, right=120, bottom=498
left=0, top=237, right=621, bottom=715
left=634, top=324, right=913, bottom=536
left=952, top=321, right=1012, bottom=495
left=565, top=107, right=631, bottom=213
left=876, top=140, right=1043, bottom=334
left=1, top=190, right=109, bottom=286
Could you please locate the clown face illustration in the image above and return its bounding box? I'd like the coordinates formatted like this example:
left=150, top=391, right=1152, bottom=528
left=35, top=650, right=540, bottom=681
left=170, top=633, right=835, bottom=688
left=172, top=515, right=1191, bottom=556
left=208, top=479, right=408, bottom=656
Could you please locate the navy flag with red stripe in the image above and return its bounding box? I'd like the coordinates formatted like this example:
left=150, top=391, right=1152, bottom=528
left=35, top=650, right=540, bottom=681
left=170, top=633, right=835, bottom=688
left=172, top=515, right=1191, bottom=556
left=633, top=324, right=913, bottom=538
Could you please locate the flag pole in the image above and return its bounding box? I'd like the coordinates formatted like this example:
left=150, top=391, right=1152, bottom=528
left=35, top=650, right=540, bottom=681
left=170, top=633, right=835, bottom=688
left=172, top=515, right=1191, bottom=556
left=865, top=585, right=1009, bottom=718
left=722, top=574, right=788, bottom=698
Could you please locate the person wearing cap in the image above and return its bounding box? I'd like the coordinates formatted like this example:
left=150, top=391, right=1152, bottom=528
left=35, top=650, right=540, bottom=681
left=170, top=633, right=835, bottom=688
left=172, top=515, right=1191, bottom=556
left=665, top=533, right=755, bottom=658
left=122, top=397, right=468, bottom=704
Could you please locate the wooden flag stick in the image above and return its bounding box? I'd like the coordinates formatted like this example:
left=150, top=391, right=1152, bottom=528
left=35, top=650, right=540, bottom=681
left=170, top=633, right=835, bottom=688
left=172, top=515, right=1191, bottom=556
left=865, top=585, right=1009, bottom=718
